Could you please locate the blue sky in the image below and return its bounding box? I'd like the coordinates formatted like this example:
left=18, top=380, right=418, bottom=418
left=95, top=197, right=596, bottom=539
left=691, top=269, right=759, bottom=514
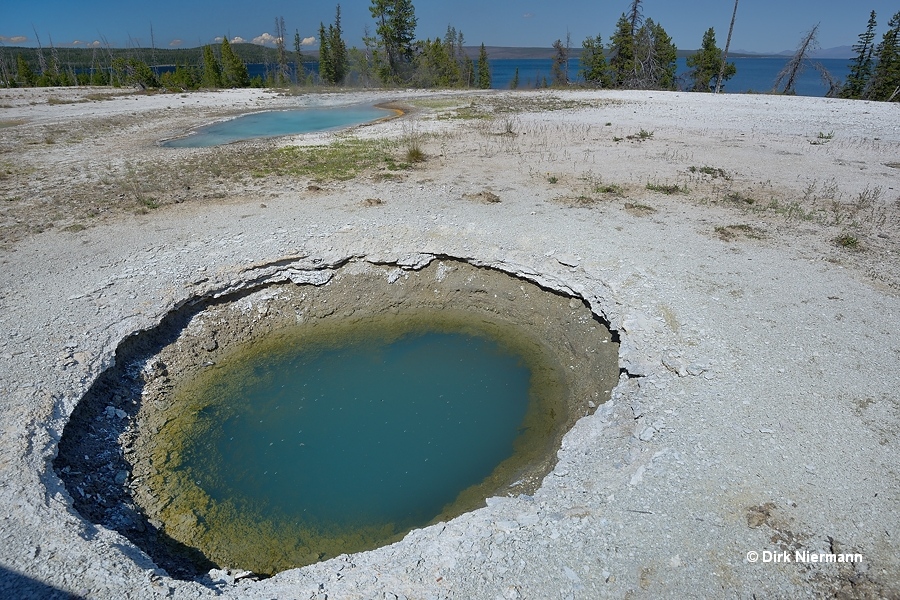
left=3, top=1, right=898, bottom=53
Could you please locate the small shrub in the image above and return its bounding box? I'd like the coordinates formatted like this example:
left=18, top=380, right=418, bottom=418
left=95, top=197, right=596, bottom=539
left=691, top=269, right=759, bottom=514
left=405, top=143, right=426, bottom=163
left=835, top=233, right=860, bottom=249
left=625, top=129, right=654, bottom=141
left=547, top=175, right=558, bottom=184
left=646, top=182, right=688, bottom=195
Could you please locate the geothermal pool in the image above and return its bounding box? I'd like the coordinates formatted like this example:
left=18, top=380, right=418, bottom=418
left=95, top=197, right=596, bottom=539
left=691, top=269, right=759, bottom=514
left=162, top=104, right=391, bottom=147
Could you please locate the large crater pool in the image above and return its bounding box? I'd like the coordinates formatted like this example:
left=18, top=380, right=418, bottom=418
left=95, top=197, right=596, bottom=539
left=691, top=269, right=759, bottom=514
left=55, top=259, right=619, bottom=577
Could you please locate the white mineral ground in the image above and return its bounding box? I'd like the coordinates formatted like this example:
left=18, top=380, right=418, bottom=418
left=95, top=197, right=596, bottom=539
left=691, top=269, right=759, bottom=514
left=0, top=86, right=899, bottom=599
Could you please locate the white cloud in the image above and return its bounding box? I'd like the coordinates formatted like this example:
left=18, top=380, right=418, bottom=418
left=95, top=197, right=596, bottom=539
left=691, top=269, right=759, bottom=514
left=0, top=35, right=28, bottom=43
left=522, top=12, right=534, bottom=18
left=214, top=36, right=224, bottom=42
left=72, top=40, right=84, bottom=46
left=169, top=39, right=183, bottom=47
left=301, top=36, right=316, bottom=46
left=231, top=36, right=246, bottom=44
left=88, top=40, right=101, bottom=47
left=252, top=32, right=282, bottom=46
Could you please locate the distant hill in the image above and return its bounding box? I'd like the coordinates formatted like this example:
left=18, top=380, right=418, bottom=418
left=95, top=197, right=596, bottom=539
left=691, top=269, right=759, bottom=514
left=734, top=46, right=854, bottom=59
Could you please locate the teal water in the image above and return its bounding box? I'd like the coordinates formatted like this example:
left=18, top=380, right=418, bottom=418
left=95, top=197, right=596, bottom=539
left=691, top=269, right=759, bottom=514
left=184, top=330, right=532, bottom=528
left=145, top=312, right=568, bottom=573
left=162, top=104, right=391, bottom=147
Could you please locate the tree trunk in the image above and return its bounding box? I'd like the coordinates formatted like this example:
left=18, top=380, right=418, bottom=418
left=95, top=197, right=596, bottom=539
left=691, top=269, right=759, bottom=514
left=715, top=0, right=739, bottom=93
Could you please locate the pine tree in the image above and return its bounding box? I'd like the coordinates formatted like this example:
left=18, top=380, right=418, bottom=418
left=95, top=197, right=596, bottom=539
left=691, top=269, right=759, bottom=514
left=842, top=11, right=878, bottom=99
left=477, top=43, right=491, bottom=89
left=369, top=0, right=417, bottom=83
left=510, top=67, right=519, bottom=89
left=318, top=23, right=333, bottom=84
left=869, top=11, right=900, bottom=101
left=16, top=55, right=36, bottom=87
left=551, top=39, right=569, bottom=86
left=642, top=19, right=677, bottom=90
left=580, top=34, right=610, bottom=87
left=609, top=13, right=636, bottom=87
left=220, top=37, right=250, bottom=87
left=201, top=44, right=223, bottom=88
left=686, top=27, right=735, bottom=91
left=316, top=6, right=347, bottom=86
left=329, top=5, right=348, bottom=84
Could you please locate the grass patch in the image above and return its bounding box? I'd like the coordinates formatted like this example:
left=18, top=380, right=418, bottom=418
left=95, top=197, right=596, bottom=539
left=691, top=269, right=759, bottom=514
left=690, top=165, right=731, bottom=180
left=405, top=145, right=426, bottom=163
left=715, top=224, right=764, bottom=241
left=646, top=182, right=688, bottom=195
left=137, top=196, right=160, bottom=210
left=253, top=138, right=400, bottom=181
left=626, top=129, right=653, bottom=141
left=595, top=183, right=624, bottom=196
left=547, top=175, right=559, bottom=184
left=624, top=202, right=656, bottom=215
left=63, top=223, right=87, bottom=232
left=724, top=191, right=755, bottom=205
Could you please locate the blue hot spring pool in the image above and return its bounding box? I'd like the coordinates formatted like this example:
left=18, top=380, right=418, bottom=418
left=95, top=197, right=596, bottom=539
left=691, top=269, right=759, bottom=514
left=146, top=314, right=567, bottom=573
left=162, top=104, right=392, bottom=147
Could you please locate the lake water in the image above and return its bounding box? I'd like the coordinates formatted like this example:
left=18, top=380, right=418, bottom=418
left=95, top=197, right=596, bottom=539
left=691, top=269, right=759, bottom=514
left=487, top=57, right=852, bottom=96
left=244, top=56, right=850, bottom=97
left=162, top=104, right=391, bottom=147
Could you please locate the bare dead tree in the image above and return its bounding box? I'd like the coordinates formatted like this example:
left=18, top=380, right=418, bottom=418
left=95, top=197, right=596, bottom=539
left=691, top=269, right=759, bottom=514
left=715, top=0, right=739, bottom=93
left=32, top=26, right=48, bottom=75
left=627, top=0, right=644, bottom=36
left=773, top=24, right=819, bottom=94
left=0, top=43, right=12, bottom=88
left=150, top=22, right=157, bottom=66
left=48, top=34, right=62, bottom=82
left=275, top=16, right=289, bottom=83
left=814, top=61, right=841, bottom=97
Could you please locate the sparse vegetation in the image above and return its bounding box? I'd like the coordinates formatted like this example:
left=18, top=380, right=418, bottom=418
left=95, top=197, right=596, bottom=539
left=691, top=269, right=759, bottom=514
left=596, top=183, right=625, bottom=196
left=690, top=165, right=730, bottom=179
left=810, top=130, right=835, bottom=145
left=646, top=181, right=688, bottom=195
left=715, top=224, right=763, bottom=241
left=624, top=202, right=656, bottom=214
left=836, top=233, right=861, bottom=249
left=724, top=191, right=755, bottom=204
left=626, top=129, right=654, bottom=141
left=254, top=138, right=401, bottom=180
